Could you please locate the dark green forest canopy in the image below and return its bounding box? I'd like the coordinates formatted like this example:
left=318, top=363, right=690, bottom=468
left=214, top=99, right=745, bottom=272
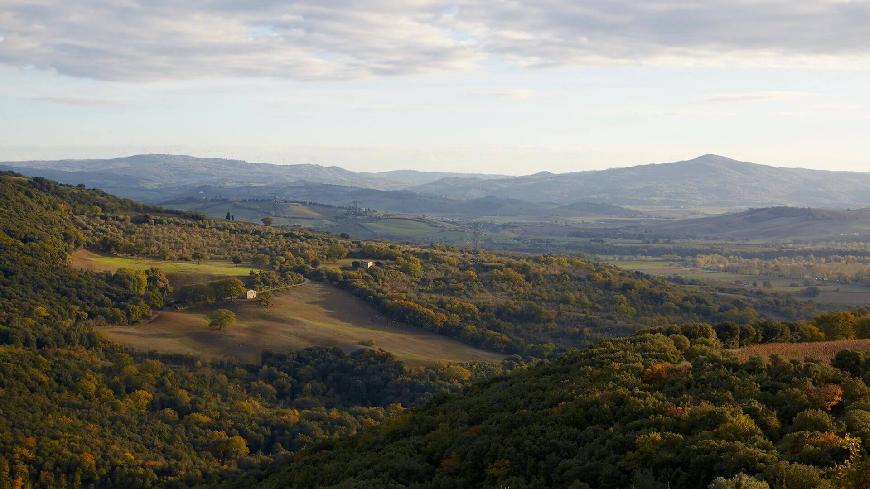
left=242, top=333, right=870, bottom=489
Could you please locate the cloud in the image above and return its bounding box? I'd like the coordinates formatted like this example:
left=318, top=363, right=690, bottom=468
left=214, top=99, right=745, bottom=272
left=454, top=0, right=870, bottom=68
left=29, top=95, right=124, bottom=107
left=701, top=91, right=814, bottom=103
left=0, top=0, right=480, bottom=81
left=1, top=0, right=869, bottom=81
left=469, top=88, right=537, bottom=100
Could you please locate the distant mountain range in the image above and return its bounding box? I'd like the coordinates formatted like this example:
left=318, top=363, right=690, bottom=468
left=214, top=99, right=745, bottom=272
left=165, top=184, right=646, bottom=220
left=4, top=153, right=870, bottom=214
left=0, top=154, right=506, bottom=203
left=412, top=154, right=870, bottom=208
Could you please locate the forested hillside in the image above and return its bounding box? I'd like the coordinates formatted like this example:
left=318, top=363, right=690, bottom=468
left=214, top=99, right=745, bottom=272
left=242, top=329, right=870, bottom=489
left=0, top=173, right=831, bottom=487
left=0, top=174, right=497, bottom=487
left=48, top=176, right=814, bottom=355
left=6, top=171, right=791, bottom=357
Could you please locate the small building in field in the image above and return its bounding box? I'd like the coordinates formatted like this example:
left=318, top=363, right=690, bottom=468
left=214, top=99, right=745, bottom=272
left=352, top=260, right=374, bottom=269
left=245, top=289, right=257, bottom=300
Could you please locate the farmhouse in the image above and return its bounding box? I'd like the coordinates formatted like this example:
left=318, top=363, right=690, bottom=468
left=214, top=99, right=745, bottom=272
left=245, top=289, right=257, bottom=300
left=352, top=260, right=375, bottom=269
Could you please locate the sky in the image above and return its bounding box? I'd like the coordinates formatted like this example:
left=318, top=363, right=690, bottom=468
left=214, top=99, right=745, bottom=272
left=1, top=0, right=870, bottom=175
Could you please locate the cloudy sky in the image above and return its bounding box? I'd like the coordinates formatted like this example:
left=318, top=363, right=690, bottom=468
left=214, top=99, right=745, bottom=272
left=2, top=0, right=870, bottom=174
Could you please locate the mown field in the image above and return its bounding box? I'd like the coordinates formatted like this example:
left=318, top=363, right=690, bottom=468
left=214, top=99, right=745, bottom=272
left=733, top=338, right=870, bottom=363
left=100, top=282, right=505, bottom=366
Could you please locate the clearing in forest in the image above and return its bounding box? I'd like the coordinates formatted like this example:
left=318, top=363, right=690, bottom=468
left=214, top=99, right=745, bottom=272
left=733, top=339, right=870, bottom=363
left=100, top=281, right=505, bottom=366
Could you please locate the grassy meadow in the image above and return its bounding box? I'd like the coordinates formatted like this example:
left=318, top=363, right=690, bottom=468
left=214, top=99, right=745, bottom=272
left=72, top=249, right=252, bottom=286
left=100, top=282, right=505, bottom=366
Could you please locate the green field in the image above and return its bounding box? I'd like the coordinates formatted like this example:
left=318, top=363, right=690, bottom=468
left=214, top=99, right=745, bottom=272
left=100, top=282, right=505, bottom=366
left=72, top=249, right=252, bottom=285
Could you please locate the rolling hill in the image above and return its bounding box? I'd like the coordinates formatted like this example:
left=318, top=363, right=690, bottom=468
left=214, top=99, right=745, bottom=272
left=163, top=189, right=644, bottom=222
left=413, top=154, right=870, bottom=209
left=640, top=206, right=870, bottom=241
left=0, top=154, right=505, bottom=202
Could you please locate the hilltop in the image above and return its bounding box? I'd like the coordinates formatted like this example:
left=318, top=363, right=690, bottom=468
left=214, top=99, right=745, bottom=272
left=413, top=155, right=870, bottom=209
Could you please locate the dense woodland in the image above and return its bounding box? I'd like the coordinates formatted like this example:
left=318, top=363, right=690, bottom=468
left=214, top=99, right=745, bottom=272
left=1, top=173, right=866, bottom=488
left=241, top=332, right=870, bottom=489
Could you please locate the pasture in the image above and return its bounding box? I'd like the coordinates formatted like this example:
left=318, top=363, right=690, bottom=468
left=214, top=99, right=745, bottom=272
left=72, top=249, right=252, bottom=286
left=100, top=281, right=504, bottom=366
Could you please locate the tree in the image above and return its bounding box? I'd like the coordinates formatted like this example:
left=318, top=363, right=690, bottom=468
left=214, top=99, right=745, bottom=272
left=261, top=217, right=273, bottom=227
left=832, top=350, right=863, bottom=377
left=708, top=474, right=769, bottom=489
left=808, top=383, right=844, bottom=411
left=844, top=409, right=870, bottom=447
left=763, top=462, right=828, bottom=489
left=815, top=312, right=856, bottom=340
left=208, top=309, right=236, bottom=330
left=256, top=291, right=273, bottom=308
left=226, top=211, right=232, bottom=220
left=326, top=243, right=348, bottom=261
left=207, top=431, right=250, bottom=462
left=210, top=278, right=246, bottom=301
left=856, top=317, right=870, bottom=339
left=113, top=268, right=147, bottom=295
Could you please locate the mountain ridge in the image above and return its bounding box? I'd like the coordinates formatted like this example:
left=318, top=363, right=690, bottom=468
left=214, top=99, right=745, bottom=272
left=412, top=154, right=870, bottom=208
left=4, top=153, right=870, bottom=211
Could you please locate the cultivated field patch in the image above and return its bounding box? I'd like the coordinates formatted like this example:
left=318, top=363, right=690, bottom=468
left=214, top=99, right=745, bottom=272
left=733, top=339, right=870, bottom=363
left=100, top=281, right=504, bottom=366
